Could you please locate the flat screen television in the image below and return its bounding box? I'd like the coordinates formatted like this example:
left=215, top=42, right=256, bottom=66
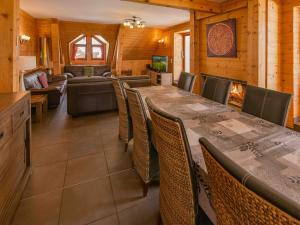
left=152, top=56, right=168, bottom=72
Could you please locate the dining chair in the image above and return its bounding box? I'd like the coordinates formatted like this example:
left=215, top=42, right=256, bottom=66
left=199, top=137, right=300, bottom=225
left=178, top=72, right=196, bottom=92
left=112, top=79, right=132, bottom=152
left=201, top=77, right=232, bottom=105
left=146, top=97, right=200, bottom=225
left=125, top=86, right=159, bottom=197
left=242, top=85, right=292, bottom=126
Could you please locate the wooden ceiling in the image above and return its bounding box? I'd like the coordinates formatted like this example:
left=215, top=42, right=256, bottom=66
left=121, top=0, right=239, bottom=13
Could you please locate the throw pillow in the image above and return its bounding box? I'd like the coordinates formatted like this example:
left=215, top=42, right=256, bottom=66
left=38, top=72, right=49, bottom=88
left=84, top=67, right=94, bottom=77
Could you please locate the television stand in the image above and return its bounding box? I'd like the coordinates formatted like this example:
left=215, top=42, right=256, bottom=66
left=147, top=69, right=172, bottom=86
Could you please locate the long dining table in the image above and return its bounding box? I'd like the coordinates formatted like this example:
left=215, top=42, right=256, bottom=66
left=136, top=85, right=300, bottom=220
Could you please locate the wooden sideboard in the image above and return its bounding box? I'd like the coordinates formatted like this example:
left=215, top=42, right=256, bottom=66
left=0, top=92, right=31, bottom=225
left=148, top=70, right=173, bottom=86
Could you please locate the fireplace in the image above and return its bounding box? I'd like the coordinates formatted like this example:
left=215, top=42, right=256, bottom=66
left=201, top=74, right=247, bottom=108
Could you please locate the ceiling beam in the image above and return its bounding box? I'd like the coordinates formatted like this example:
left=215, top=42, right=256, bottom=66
left=121, top=0, right=222, bottom=13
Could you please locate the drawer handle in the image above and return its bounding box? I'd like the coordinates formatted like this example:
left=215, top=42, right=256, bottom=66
left=0, top=132, right=4, bottom=139
left=20, top=111, right=24, bottom=117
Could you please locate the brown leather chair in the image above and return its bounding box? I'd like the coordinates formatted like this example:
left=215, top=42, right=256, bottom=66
left=201, top=77, right=232, bottom=105
left=242, top=85, right=292, bottom=126
left=178, top=72, right=196, bottom=92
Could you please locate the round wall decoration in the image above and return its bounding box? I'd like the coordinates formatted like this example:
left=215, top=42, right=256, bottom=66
left=206, top=19, right=237, bottom=57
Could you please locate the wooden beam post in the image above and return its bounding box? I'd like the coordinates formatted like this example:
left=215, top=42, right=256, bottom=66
left=116, top=26, right=125, bottom=76
left=247, top=0, right=267, bottom=87
left=51, top=22, right=61, bottom=75
left=190, top=10, right=201, bottom=94
left=121, top=0, right=222, bottom=13
left=0, top=0, right=20, bottom=92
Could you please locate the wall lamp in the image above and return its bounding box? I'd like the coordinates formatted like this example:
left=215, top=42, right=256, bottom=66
left=20, top=35, right=31, bottom=44
left=158, top=38, right=166, bottom=46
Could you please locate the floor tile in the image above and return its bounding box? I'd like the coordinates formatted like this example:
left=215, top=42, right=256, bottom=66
left=88, top=214, right=119, bottom=225
left=60, top=178, right=116, bottom=225
left=68, top=137, right=103, bottom=159
left=118, top=197, right=159, bottom=225
left=65, top=153, right=108, bottom=186
left=23, top=162, right=66, bottom=198
left=105, top=149, right=132, bottom=174
left=12, top=190, right=62, bottom=225
left=31, top=143, right=69, bottom=166
left=110, top=170, right=159, bottom=212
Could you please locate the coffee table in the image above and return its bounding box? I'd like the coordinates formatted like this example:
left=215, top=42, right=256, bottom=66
left=31, top=95, right=48, bottom=122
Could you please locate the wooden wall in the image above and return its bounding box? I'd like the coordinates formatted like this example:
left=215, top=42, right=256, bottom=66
left=0, top=0, right=20, bottom=92
left=122, top=27, right=162, bottom=60
left=198, top=8, right=249, bottom=82
left=281, top=0, right=300, bottom=126
left=59, top=21, right=119, bottom=65
left=155, top=22, right=190, bottom=73
left=19, top=10, right=37, bottom=56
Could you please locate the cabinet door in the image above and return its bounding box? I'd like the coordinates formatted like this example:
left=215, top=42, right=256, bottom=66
left=0, top=124, right=27, bottom=224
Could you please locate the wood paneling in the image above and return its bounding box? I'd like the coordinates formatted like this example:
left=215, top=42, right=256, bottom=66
left=51, top=23, right=62, bottom=75
left=19, top=10, right=37, bottom=56
left=0, top=0, right=20, bottom=92
left=267, top=0, right=281, bottom=90
left=121, top=60, right=151, bottom=75
left=59, top=21, right=119, bottom=66
left=155, top=22, right=191, bottom=73
left=122, top=27, right=162, bottom=60
left=122, top=0, right=222, bottom=13
left=281, top=0, right=300, bottom=126
left=198, top=8, right=249, bottom=83
left=115, top=26, right=163, bottom=75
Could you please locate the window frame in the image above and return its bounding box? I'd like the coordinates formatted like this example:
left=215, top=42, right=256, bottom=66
left=72, top=36, right=87, bottom=61
left=91, top=35, right=106, bottom=61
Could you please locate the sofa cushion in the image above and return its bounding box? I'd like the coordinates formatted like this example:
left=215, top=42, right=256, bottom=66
left=24, top=73, right=43, bottom=89
left=38, top=73, right=49, bottom=88
left=67, top=76, right=113, bottom=84
left=84, top=67, right=94, bottom=77
left=64, top=65, right=111, bottom=77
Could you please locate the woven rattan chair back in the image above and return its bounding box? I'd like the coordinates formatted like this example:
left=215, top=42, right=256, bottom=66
left=200, top=138, right=300, bottom=225
left=146, top=98, right=198, bottom=225
left=112, top=79, right=131, bottom=145
left=126, top=87, right=152, bottom=184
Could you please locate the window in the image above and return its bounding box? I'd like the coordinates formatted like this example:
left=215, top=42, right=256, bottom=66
left=91, top=36, right=105, bottom=60
left=70, top=34, right=108, bottom=64
left=72, top=36, right=87, bottom=60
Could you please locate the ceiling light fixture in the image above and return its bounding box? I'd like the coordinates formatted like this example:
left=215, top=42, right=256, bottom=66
left=123, top=16, right=146, bottom=29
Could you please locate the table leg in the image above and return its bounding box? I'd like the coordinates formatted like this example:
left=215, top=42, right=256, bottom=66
left=36, top=104, right=42, bottom=123
left=42, top=99, right=48, bottom=121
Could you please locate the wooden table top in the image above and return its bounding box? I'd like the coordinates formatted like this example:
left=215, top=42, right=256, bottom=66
left=31, top=95, right=47, bottom=104
left=136, top=85, right=300, bottom=209
left=0, top=92, right=30, bottom=113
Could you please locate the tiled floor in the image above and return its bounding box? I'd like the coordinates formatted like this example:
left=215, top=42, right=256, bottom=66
left=11, top=98, right=160, bottom=225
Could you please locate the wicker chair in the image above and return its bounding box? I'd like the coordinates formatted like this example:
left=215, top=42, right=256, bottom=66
left=178, top=72, right=196, bottom=92
left=146, top=97, right=200, bottom=225
left=201, top=77, right=232, bottom=105
left=199, top=138, right=300, bottom=225
left=242, top=85, right=292, bottom=126
left=125, top=86, right=159, bottom=196
left=112, top=79, right=132, bottom=151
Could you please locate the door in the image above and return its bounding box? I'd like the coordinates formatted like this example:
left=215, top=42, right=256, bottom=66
left=183, top=33, right=190, bottom=73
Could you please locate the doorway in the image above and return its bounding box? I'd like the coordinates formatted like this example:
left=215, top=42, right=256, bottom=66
left=173, top=31, right=190, bottom=83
